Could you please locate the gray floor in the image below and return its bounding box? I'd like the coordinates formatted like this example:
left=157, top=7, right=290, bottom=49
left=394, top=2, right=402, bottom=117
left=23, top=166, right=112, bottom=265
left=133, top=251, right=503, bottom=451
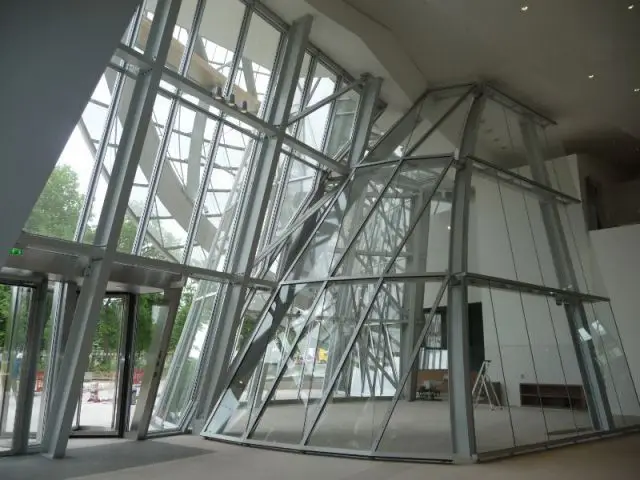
left=225, top=400, right=601, bottom=457
left=1, top=433, right=640, bottom=480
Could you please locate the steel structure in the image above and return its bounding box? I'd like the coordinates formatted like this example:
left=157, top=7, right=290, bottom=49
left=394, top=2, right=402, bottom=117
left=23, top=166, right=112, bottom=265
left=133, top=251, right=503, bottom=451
left=0, top=0, right=638, bottom=465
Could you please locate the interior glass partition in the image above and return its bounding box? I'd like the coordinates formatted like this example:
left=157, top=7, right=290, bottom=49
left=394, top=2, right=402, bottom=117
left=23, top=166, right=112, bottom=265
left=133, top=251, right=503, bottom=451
left=200, top=83, right=640, bottom=462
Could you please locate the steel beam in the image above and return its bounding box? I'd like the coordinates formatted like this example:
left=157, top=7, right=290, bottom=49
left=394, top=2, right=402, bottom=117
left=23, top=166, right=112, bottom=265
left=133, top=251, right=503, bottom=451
left=190, top=15, right=314, bottom=431
left=520, top=120, right=613, bottom=431
left=41, top=0, right=182, bottom=459
left=446, top=89, right=484, bottom=462
left=347, top=76, right=383, bottom=168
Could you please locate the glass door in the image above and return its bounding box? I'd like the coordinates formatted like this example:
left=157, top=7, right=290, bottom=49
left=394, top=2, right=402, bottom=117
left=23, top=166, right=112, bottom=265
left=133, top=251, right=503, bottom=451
left=0, top=278, right=51, bottom=455
left=72, top=295, right=129, bottom=435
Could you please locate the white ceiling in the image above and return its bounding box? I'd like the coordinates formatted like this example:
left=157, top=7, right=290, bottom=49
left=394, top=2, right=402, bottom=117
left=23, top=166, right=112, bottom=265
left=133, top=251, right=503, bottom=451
left=266, top=0, right=640, bottom=168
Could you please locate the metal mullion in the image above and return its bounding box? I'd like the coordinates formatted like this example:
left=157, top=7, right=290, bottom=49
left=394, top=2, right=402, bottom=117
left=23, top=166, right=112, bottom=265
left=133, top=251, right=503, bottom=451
left=243, top=280, right=330, bottom=439
left=469, top=155, right=579, bottom=204
left=330, top=161, right=406, bottom=276
left=370, top=278, right=449, bottom=452
left=12, top=278, right=49, bottom=454
left=75, top=70, right=127, bottom=241
left=191, top=16, right=312, bottom=426
left=132, top=97, right=179, bottom=254
left=128, top=287, right=183, bottom=438
left=404, top=87, right=474, bottom=157
left=180, top=119, right=225, bottom=263
left=286, top=79, right=362, bottom=126
left=177, top=0, right=208, bottom=76
left=41, top=0, right=183, bottom=458
left=252, top=184, right=326, bottom=276
left=223, top=4, right=253, bottom=97
left=301, top=277, right=385, bottom=444
left=256, top=58, right=315, bottom=257
left=275, top=171, right=355, bottom=281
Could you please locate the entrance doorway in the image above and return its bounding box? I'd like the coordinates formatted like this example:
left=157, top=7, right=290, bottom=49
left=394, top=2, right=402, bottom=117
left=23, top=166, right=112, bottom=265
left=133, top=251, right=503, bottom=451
left=0, top=278, right=51, bottom=454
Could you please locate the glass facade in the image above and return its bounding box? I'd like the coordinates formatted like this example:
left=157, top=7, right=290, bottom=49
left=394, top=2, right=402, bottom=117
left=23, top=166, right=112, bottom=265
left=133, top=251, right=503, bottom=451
left=2, top=0, right=638, bottom=465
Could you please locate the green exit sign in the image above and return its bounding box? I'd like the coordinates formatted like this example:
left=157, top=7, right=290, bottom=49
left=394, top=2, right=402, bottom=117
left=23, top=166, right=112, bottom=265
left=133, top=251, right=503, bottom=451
left=9, top=248, right=23, bottom=256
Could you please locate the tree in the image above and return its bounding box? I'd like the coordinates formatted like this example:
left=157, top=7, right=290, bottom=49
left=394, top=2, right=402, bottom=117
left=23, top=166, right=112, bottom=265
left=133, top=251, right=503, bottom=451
left=23, top=165, right=85, bottom=240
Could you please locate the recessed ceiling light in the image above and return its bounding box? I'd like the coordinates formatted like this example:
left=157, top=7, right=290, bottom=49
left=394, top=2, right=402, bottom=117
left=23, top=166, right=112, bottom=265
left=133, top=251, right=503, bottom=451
left=629, top=4, right=635, bottom=10
left=588, top=74, right=595, bottom=79
left=634, top=88, right=640, bottom=93
left=521, top=5, right=529, bottom=12
left=447, top=225, right=451, bottom=230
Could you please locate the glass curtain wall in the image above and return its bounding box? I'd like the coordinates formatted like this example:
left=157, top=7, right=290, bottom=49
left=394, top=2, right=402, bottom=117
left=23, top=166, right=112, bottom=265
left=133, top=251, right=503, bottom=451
left=16, top=0, right=379, bottom=455
left=201, top=83, right=640, bottom=462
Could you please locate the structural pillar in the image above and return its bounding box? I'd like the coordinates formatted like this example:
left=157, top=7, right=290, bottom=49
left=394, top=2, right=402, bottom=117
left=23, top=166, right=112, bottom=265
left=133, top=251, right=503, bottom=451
left=0, top=0, right=142, bottom=268
left=520, top=120, right=613, bottom=431
left=446, top=89, right=484, bottom=462
left=41, top=0, right=182, bottom=458
left=190, top=15, right=314, bottom=431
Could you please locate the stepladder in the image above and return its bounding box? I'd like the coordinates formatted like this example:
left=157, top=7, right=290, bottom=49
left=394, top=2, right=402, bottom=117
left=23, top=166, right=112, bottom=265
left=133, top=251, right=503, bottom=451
left=472, top=360, right=502, bottom=410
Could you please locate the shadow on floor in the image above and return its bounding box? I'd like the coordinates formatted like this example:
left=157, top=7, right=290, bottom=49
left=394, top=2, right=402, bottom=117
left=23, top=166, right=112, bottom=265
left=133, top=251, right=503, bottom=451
left=0, top=440, right=212, bottom=480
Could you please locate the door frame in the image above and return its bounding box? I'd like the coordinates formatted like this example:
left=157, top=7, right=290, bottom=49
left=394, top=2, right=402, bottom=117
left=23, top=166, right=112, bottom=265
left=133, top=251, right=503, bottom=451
left=70, top=293, right=135, bottom=438
left=0, top=274, right=49, bottom=456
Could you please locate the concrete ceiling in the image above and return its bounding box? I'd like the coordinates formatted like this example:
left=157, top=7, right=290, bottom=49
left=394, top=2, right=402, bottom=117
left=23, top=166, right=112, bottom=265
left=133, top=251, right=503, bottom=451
left=265, top=0, right=640, bottom=169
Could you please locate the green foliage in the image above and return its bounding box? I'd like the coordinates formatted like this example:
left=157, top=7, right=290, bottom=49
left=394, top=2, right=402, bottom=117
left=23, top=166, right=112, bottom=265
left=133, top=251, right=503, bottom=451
left=24, top=165, right=85, bottom=240
left=1, top=166, right=193, bottom=376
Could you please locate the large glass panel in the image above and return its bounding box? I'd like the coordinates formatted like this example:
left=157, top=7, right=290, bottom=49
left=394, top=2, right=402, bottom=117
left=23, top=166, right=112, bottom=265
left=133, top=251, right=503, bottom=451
left=23, top=69, right=133, bottom=242
left=73, top=296, right=126, bottom=433
left=201, top=282, right=323, bottom=438
left=297, top=62, right=337, bottom=151
left=404, top=89, right=471, bottom=157
left=184, top=0, right=246, bottom=96
left=148, top=281, right=196, bottom=432
left=473, top=96, right=531, bottom=176
left=374, top=280, right=451, bottom=459
left=303, top=282, right=387, bottom=451
left=233, top=11, right=281, bottom=117
left=388, top=162, right=454, bottom=274
left=151, top=280, right=222, bottom=431
left=187, top=123, right=255, bottom=269
left=337, top=158, right=453, bottom=277
left=469, top=168, right=561, bottom=289
left=479, top=284, right=547, bottom=448
left=286, top=163, right=397, bottom=281
left=586, top=301, right=640, bottom=428
left=324, top=85, right=360, bottom=158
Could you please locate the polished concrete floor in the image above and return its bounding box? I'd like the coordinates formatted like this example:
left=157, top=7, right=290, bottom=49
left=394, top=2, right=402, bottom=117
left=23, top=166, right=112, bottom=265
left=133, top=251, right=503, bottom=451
left=1, top=433, right=640, bottom=479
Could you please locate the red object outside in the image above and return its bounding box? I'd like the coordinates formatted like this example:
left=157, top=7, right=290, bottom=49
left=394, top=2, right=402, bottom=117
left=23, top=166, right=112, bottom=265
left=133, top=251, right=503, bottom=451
left=35, top=371, right=45, bottom=392
left=132, top=369, right=144, bottom=386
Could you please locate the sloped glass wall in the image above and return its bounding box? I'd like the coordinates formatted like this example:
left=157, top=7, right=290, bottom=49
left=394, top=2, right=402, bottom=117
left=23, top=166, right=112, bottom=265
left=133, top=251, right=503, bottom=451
left=201, top=85, right=640, bottom=462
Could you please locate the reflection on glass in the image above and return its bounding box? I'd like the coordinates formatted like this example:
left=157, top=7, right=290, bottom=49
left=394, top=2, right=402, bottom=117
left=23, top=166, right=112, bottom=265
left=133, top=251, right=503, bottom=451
left=202, top=282, right=323, bottom=437
left=73, top=297, right=126, bottom=433
left=151, top=280, right=221, bottom=431
left=0, top=287, right=32, bottom=452
left=286, top=163, right=397, bottom=281
left=337, top=159, right=453, bottom=277
left=469, top=171, right=561, bottom=289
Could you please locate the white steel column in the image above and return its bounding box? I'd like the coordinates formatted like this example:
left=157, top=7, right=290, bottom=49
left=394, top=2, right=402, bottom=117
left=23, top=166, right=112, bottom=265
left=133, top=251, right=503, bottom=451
left=520, top=120, right=613, bottom=431
left=446, top=89, right=484, bottom=462
left=191, top=15, right=314, bottom=430
left=0, top=0, right=141, bottom=268
left=41, top=0, right=182, bottom=458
